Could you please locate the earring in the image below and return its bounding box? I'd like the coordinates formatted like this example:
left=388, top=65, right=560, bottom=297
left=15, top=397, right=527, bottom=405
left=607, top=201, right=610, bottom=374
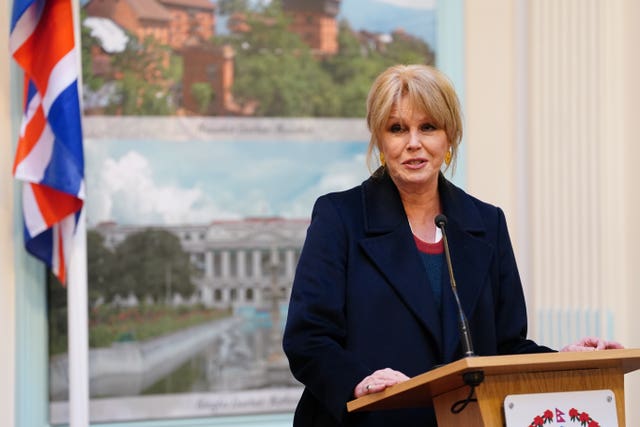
left=379, top=152, right=386, bottom=166
left=444, top=149, right=452, bottom=166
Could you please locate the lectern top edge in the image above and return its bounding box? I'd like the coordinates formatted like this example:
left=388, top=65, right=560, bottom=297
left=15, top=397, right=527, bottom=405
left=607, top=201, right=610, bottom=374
left=347, top=348, right=640, bottom=413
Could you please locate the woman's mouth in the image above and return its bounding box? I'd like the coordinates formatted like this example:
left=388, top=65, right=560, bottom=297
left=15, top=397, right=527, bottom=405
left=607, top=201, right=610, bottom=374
left=403, top=158, right=427, bottom=168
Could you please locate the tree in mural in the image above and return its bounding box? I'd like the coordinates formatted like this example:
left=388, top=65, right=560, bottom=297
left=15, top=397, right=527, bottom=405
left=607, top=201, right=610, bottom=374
left=219, top=2, right=435, bottom=117
left=84, top=228, right=195, bottom=305
left=80, top=10, right=104, bottom=93
left=110, top=229, right=195, bottom=303
left=217, top=0, right=250, bottom=15
left=87, top=230, right=118, bottom=303
left=109, top=36, right=175, bottom=115
left=219, top=1, right=338, bottom=116
left=320, top=20, right=389, bottom=117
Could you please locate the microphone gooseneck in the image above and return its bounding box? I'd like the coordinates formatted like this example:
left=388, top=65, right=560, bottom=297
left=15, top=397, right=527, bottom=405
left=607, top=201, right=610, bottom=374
left=434, top=214, right=475, bottom=358
left=434, top=214, right=484, bottom=415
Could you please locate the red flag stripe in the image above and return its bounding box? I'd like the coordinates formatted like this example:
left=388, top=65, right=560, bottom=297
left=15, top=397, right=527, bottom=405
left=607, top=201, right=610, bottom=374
left=12, top=0, right=75, bottom=96
left=31, top=184, right=82, bottom=228
left=13, top=104, right=47, bottom=173
left=54, top=224, right=67, bottom=284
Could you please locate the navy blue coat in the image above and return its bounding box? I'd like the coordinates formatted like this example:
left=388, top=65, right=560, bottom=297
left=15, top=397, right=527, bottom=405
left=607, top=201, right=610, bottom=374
left=283, top=171, right=553, bottom=427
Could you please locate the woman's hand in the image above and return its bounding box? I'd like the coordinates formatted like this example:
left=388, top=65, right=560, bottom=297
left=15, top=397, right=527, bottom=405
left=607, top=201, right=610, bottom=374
left=560, top=336, right=624, bottom=352
left=353, top=368, right=410, bottom=398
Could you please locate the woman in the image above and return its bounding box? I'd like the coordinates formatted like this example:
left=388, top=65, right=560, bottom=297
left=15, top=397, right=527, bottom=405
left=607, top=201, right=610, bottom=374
left=282, top=64, right=621, bottom=427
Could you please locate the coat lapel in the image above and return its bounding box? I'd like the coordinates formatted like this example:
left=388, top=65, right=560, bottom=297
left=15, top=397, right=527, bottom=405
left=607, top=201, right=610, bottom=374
left=358, top=173, right=444, bottom=354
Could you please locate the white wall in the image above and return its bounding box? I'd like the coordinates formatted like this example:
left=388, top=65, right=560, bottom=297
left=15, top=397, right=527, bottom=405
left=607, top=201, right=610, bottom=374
left=465, top=0, right=640, bottom=423
left=622, top=0, right=640, bottom=417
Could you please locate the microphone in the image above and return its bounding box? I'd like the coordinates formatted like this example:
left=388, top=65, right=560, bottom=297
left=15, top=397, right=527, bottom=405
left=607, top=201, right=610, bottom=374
left=434, top=214, right=476, bottom=358
left=435, top=215, right=483, bottom=416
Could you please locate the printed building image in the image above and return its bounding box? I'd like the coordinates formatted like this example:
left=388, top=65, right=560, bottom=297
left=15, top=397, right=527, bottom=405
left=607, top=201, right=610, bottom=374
left=94, top=217, right=309, bottom=310
left=282, top=0, right=341, bottom=57
left=84, top=0, right=216, bottom=51
left=82, top=0, right=345, bottom=115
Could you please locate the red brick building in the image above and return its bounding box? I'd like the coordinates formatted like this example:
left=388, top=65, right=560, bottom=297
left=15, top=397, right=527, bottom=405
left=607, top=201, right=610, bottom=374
left=181, top=43, right=255, bottom=115
left=84, top=0, right=215, bottom=51
left=282, top=0, right=340, bottom=56
left=158, top=0, right=216, bottom=49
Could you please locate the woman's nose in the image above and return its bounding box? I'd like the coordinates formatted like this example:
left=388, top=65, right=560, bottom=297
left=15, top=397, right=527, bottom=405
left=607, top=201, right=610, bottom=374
left=407, top=130, right=421, bottom=147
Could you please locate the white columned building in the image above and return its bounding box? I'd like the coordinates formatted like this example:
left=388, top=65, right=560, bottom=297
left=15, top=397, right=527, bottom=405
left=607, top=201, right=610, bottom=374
left=95, top=217, right=309, bottom=311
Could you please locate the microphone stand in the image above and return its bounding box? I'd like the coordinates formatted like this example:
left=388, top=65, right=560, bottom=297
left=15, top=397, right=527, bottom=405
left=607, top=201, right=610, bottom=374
left=435, top=215, right=484, bottom=413
left=438, top=218, right=475, bottom=358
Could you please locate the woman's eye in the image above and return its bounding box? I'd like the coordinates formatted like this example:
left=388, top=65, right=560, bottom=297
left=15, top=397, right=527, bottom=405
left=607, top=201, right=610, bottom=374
left=421, top=123, right=436, bottom=131
left=389, top=123, right=403, bottom=133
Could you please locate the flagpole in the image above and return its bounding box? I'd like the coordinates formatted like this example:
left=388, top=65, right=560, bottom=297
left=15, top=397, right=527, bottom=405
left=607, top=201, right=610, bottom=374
left=68, top=0, right=89, bottom=424
left=67, top=207, right=89, bottom=427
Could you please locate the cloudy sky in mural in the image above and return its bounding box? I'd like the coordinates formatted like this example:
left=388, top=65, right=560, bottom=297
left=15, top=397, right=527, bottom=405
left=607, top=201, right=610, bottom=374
left=85, top=136, right=370, bottom=226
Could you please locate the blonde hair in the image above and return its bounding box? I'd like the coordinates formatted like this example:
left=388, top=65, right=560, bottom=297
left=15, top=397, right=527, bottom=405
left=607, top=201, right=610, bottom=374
left=365, top=64, right=463, bottom=173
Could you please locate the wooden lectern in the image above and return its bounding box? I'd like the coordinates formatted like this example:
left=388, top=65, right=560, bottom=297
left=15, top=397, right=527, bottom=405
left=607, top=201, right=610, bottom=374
left=347, top=349, right=640, bottom=426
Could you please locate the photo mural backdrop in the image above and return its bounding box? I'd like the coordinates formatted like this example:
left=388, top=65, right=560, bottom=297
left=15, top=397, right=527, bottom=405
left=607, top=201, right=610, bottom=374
left=48, top=0, right=437, bottom=423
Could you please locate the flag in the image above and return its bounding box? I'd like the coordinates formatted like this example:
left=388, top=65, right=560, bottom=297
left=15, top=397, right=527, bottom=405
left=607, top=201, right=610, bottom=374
left=10, top=0, right=85, bottom=284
